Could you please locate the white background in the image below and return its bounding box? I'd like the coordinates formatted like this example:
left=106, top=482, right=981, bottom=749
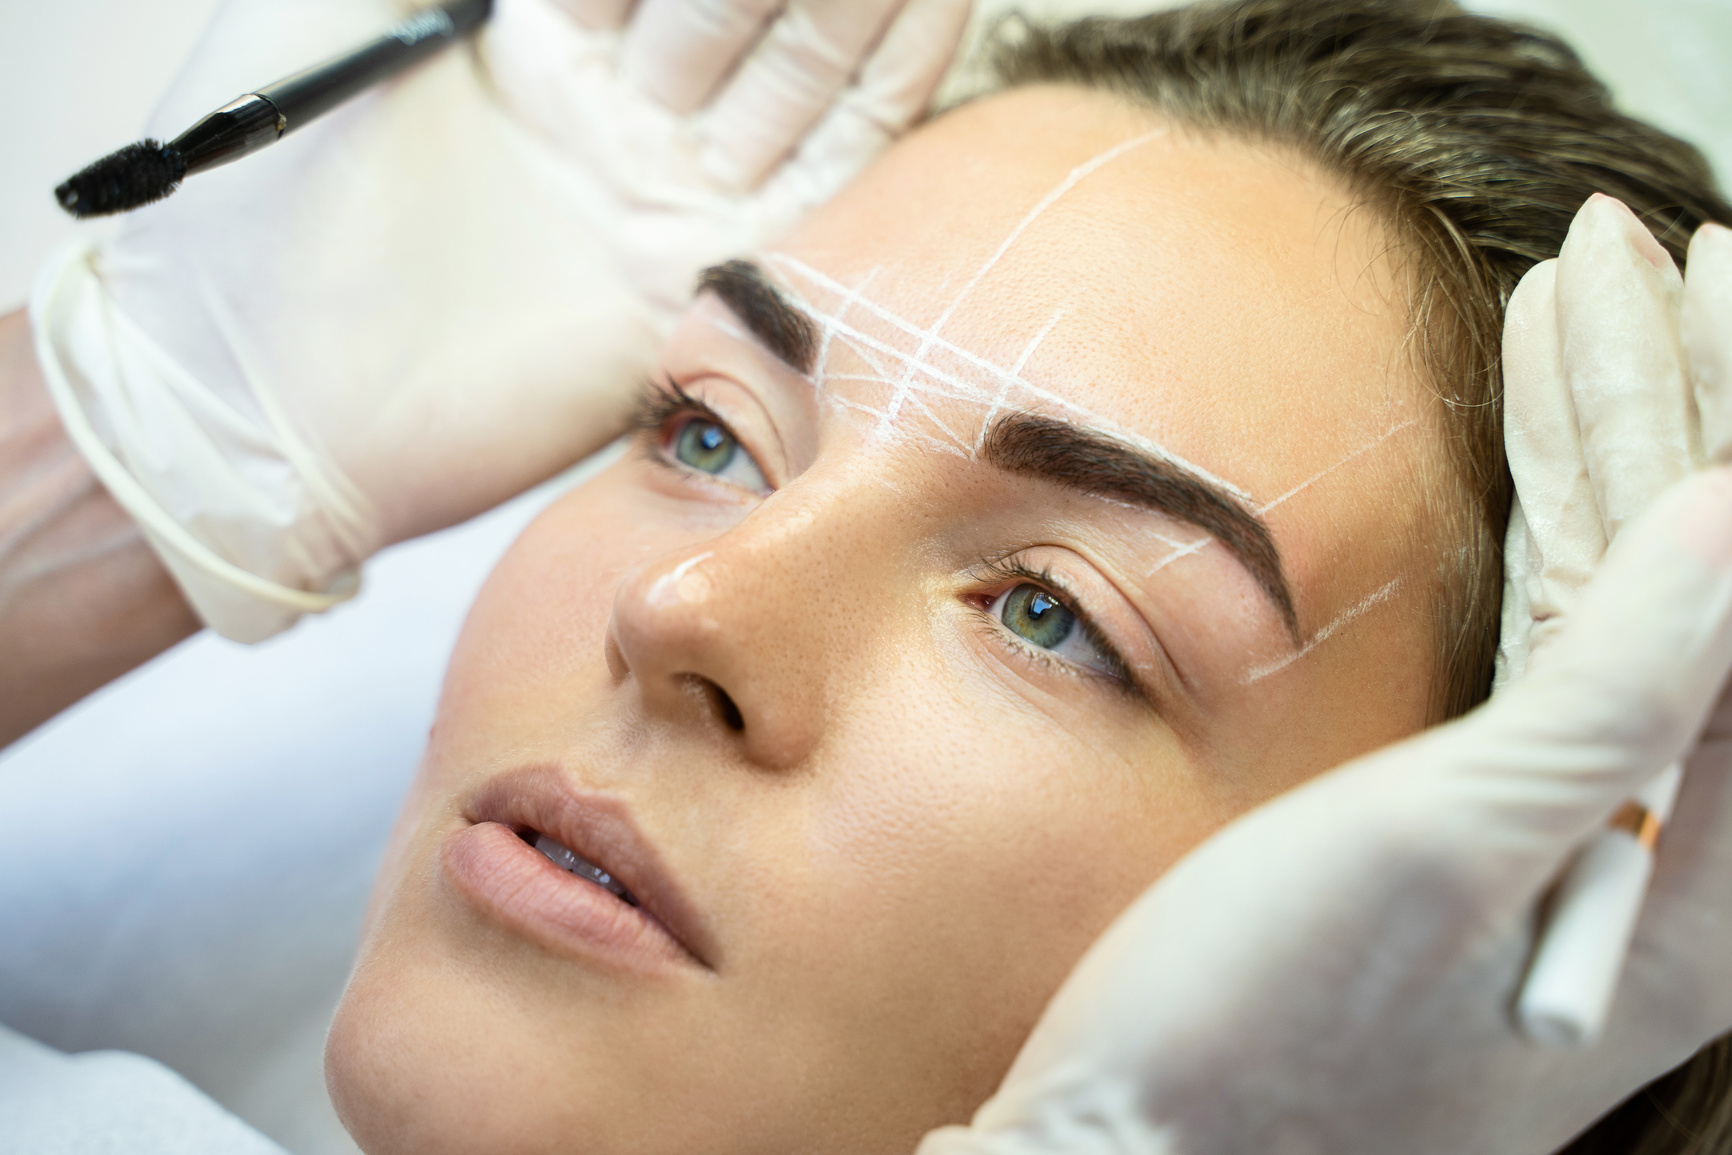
left=1, top=2, right=1728, bottom=1152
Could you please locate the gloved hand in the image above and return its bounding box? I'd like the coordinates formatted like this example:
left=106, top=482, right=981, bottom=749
left=1498, top=193, right=1732, bottom=683
left=29, top=0, right=968, bottom=640
left=915, top=204, right=1732, bottom=1155
left=1496, top=196, right=1731, bottom=1043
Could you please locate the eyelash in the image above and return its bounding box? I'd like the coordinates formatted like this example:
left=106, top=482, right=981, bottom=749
left=970, top=556, right=1139, bottom=697
left=633, top=376, right=741, bottom=480
left=633, top=376, right=722, bottom=439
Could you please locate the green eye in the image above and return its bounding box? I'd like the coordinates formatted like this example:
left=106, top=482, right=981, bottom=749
left=1000, top=584, right=1077, bottom=650
left=675, top=419, right=738, bottom=475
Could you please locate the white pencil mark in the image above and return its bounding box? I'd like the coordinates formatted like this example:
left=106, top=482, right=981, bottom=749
left=766, top=254, right=1254, bottom=502
left=1257, top=419, right=1420, bottom=514
left=809, top=267, right=880, bottom=390
left=976, top=307, right=1068, bottom=452
left=1147, top=534, right=1213, bottom=576
left=1239, top=577, right=1402, bottom=684
left=702, top=315, right=752, bottom=345
left=877, top=129, right=1169, bottom=439
left=930, top=129, right=1169, bottom=336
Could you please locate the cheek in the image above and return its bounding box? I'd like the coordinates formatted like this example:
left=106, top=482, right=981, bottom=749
left=775, top=672, right=1219, bottom=1113
left=429, top=469, right=686, bottom=757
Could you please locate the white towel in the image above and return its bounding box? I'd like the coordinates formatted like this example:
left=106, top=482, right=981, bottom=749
left=0, top=1024, right=287, bottom=1155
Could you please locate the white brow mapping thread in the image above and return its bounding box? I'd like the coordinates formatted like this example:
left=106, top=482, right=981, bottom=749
left=877, top=129, right=1171, bottom=429
left=975, top=307, right=1069, bottom=454
left=810, top=265, right=882, bottom=386
left=1256, top=418, right=1421, bottom=515
left=1239, top=576, right=1404, bottom=684
left=770, top=252, right=1255, bottom=499
left=763, top=126, right=1252, bottom=497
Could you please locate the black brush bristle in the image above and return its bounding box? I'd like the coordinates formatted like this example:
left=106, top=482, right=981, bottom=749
left=55, top=140, right=188, bottom=218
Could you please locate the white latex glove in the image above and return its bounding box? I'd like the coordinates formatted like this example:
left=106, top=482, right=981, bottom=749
left=1498, top=193, right=1732, bottom=684
left=1494, top=197, right=1732, bottom=1043
left=30, top=0, right=968, bottom=640
left=916, top=206, right=1732, bottom=1155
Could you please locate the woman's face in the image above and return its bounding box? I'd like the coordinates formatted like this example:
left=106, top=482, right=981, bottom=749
left=329, top=86, right=1446, bottom=1155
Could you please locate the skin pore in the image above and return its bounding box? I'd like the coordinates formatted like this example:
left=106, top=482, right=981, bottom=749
left=327, top=85, right=1448, bottom=1155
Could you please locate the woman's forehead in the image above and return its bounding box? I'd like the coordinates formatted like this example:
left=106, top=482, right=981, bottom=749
left=762, top=84, right=1427, bottom=514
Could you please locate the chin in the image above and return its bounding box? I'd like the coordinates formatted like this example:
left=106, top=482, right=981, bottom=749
left=325, top=962, right=574, bottom=1155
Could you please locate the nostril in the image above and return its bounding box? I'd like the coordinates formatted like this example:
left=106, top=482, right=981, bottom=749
left=708, top=682, right=745, bottom=732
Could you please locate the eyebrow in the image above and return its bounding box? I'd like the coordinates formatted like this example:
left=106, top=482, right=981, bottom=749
left=697, top=260, right=818, bottom=375
left=983, top=413, right=1298, bottom=639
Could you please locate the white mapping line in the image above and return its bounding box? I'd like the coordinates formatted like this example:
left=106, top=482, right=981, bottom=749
left=809, top=266, right=880, bottom=390
left=1139, top=420, right=1421, bottom=579
left=976, top=307, right=1068, bottom=453
left=1239, top=576, right=1403, bottom=684
left=878, top=129, right=1169, bottom=438
left=1147, top=534, right=1213, bottom=577
left=703, top=314, right=753, bottom=345
left=1256, top=419, right=1421, bottom=515
left=828, top=394, right=972, bottom=458
left=928, top=129, right=1170, bottom=337
left=768, top=254, right=1255, bottom=503
left=899, top=388, right=976, bottom=453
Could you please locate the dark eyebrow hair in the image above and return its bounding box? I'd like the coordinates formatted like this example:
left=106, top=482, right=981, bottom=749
left=983, top=413, right=1298, bottom=639
left=696, top=260, right=817, bottom=375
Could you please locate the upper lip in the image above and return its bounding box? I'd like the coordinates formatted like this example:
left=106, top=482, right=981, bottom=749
left=461, top=765, right=717, bottom=970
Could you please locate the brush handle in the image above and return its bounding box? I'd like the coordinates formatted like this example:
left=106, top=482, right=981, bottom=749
left=261, top=0, right=492, bottom=129
left=170, top=0, right=491, bottom=177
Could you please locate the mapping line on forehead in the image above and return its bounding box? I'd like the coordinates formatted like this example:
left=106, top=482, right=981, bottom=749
left=877, top=128, right=1169, bottom=437
left=825, top=360, right=977, bottom=456
left=927, top=128, right=1170, bottom=339
left=811, top=266, right=881, bottom=387
left=830, top=335, right=993, bottom=414
left=976, top=308, right=1068, bottom=454
left=1256, top=419, right=1421, bottom=515
left=767, top=254, right=1256, bottom=504
left=790, top=269, right=1230, bottom=481
left=829, top=335, right=1000, bottom=426
left=900, top=385, right=977, bottom=454
left=829, top=394, right=972, bottom=458
left=1239, top=576, right=1403, bottom=684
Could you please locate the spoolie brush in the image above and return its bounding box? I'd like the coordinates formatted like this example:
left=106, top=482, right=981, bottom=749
left=56, top=141, right=189, bottom=217
left=54, top=0, right=491, bottom=219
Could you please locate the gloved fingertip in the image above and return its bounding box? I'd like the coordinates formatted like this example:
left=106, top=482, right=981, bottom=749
left=1570, top=193, right=1678, bottom=277
left=1689, top=220, right=1732, bottom=265
left=1685, top=221, right=1732, bottom=464
left=1503, top=258, right=1558, bottom=345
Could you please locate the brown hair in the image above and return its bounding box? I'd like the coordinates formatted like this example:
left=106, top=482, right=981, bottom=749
left=982, top=0, right=1732, bottom=1150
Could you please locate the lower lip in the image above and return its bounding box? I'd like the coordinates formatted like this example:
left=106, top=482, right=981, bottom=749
left=441, top=822, right=691, bottom=973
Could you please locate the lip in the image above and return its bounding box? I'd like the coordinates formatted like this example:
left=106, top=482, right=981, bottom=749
left=441, top=765, right=715, bottom=974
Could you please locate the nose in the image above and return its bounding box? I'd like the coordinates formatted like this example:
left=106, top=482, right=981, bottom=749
left=606, top=493, right=860, bottom=771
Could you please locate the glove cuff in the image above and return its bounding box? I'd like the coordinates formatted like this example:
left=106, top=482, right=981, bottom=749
left=29, top=239, right=382, bottom=642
